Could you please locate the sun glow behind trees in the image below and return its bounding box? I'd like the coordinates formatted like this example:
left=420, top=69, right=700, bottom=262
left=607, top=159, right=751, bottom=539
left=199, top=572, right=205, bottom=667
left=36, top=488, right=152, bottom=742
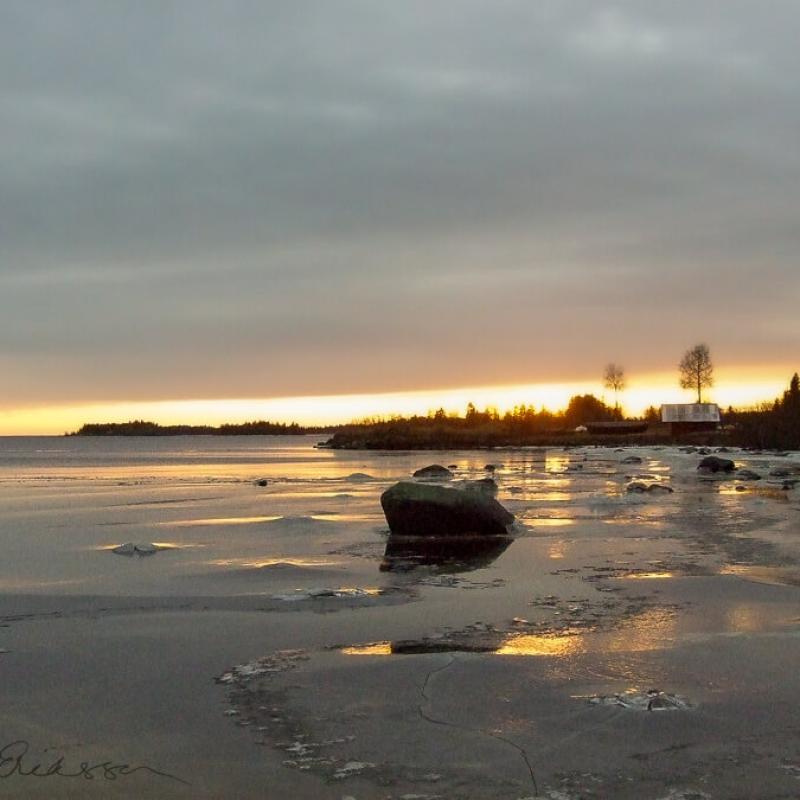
left=0, top=369, right=792, bottom=435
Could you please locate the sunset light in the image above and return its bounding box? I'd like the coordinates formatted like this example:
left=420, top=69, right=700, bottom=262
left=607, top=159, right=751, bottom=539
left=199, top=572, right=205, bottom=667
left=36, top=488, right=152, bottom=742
left=3, top=4, right=800, bottom=797
left=1, top=368, right=790, bottom=435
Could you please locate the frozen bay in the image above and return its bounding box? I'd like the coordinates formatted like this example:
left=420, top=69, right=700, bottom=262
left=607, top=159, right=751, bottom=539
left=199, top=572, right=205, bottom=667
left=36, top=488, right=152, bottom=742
left=1, top=435, right=799, bottom=798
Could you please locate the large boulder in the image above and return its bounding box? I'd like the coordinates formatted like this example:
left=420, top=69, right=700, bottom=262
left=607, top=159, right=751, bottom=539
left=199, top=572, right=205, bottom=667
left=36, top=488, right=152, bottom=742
left=381, top=481, right=514, bottom=537
left=698, top=456, right=736, bottom=474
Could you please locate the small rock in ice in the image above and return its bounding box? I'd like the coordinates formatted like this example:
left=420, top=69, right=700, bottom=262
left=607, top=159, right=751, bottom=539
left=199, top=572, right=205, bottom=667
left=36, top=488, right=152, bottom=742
left=333, top=761, right=375, bottom=780
left=413, top=464, right=454, bottom=479
left=587, top=689, right=691, bottom=711
left=111, top=542, right=161, bottom=556
left=400, top=795, right=442, bottom=799
left=627, top=481, right=673, bottom=495
left=347, top=472, right=374, bottom=481
left=736, top=469, right=762, bottom=481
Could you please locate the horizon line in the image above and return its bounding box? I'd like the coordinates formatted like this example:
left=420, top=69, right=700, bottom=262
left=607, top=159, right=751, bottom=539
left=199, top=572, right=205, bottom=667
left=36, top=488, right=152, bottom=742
left=0, top=368, right=794, bottom=436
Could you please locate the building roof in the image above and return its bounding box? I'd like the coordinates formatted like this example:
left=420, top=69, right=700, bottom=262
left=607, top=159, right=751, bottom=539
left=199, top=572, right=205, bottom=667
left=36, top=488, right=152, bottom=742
left=660, top=403, right=720, bottom=423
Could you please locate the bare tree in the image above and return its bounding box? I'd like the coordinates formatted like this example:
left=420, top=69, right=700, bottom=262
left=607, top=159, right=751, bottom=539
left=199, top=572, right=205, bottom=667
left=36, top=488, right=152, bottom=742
left=679, top=343, right=713, bottom=403
left=603, top=363, right=626, bottom=411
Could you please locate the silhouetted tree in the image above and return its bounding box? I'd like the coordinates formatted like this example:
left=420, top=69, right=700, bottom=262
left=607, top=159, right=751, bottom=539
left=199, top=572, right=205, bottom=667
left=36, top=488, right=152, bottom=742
left=642, top=405, right=661, bottom=423
left=679, top=343, right=714, bottom=403
left=603, top=363, right=626, bottom=410
left=564, top=394, right=616, bottom=427
left=782, top=373, right=800, bottom=414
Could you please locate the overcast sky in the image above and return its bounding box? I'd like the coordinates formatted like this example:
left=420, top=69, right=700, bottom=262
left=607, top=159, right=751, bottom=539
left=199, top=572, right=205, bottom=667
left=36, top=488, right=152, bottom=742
left=2, top=1, right=799, bottom=410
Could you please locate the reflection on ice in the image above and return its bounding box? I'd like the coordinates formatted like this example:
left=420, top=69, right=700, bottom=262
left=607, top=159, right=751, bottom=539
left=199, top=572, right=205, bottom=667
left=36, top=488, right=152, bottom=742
left=496, top=632, right=586, bottom=656
left=524, top=518, right=575, bottom=528
left=340, top=642, right=393, bottom=656
left=719, top=564, right=800, bottom=588
left=545, top=454, right=572, bottom=474
left=207, top=557, right=342, bottom=569
left=161, top=515, right=283, bottom=527
left=621, top=571, right=675, bottom=580
left=547, top=539, right=568, bottom=560
left=380, top=534, right=513, bottom=573
left=341, top=607, right=679, bottom=659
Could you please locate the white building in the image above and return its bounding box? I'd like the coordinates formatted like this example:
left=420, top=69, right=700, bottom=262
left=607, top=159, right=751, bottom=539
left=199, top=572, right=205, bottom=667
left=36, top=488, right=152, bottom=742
left=660, top=403, right=720, bottom=433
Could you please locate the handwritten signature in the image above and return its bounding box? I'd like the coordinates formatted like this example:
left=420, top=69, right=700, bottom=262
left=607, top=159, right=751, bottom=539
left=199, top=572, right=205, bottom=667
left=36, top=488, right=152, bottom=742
left=0, top=740, right=189, bottom=785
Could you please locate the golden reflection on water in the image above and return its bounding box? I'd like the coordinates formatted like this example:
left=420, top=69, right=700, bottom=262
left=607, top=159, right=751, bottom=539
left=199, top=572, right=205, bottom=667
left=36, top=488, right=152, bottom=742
left=718, top=485, right=745, bottom=496
left=208, top=557, right=342, bottom=568
left=545, top=454, right=571, bottom=473
left=527, top=518, right=575, bottom=528
left=719, top=564, right=800, bottom=587
left=161, top=515, right=283, bottom=527
left=548, top=539, right=568, bottom=560
left=160, top=513, right=372, bottom=527
left=341, top=642, right=393, bottom=656
left=623, top=572, right=675, bottom=580
left=718, top=486, right=789, bottom=502
left=496, top=631, right=586, bottom=656
left=342, top=607, right=679, bottom=660
left=522, top=490, right=572, bottom=502
left=605, top=607, right=678, bottom=653
left=265, top=490, right=371, bottom=500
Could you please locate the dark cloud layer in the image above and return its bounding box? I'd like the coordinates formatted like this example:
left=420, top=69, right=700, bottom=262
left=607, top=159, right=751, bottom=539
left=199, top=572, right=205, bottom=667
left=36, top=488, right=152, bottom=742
left=2, top=1, right=799, bottom=405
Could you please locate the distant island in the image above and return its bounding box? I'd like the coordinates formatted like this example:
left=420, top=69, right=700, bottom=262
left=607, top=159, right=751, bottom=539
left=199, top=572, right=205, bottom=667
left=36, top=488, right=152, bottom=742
left=69, top=420, right=333, bottom=436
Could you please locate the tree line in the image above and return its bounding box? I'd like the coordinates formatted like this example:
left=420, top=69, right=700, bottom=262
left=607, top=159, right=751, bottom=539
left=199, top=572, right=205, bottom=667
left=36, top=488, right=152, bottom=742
left=330, top=368, right=800, bottom=450
left=70, top=420, right=332, bottom=436
left=726, top=373, right=800, bottom=449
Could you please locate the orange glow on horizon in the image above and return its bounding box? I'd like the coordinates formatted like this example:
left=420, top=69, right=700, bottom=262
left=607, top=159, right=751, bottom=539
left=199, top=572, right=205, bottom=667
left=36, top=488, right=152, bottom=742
left=0, top=367, right=793, bottom=435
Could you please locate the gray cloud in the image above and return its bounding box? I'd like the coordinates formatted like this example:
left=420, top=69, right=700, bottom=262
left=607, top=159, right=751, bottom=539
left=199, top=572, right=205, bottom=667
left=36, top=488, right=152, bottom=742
left=2, top=1, right=799, bottom=406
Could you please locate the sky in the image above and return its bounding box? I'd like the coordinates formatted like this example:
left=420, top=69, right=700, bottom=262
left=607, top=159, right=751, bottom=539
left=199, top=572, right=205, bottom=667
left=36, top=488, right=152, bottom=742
left=2, top=2, right=799, bottom=433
